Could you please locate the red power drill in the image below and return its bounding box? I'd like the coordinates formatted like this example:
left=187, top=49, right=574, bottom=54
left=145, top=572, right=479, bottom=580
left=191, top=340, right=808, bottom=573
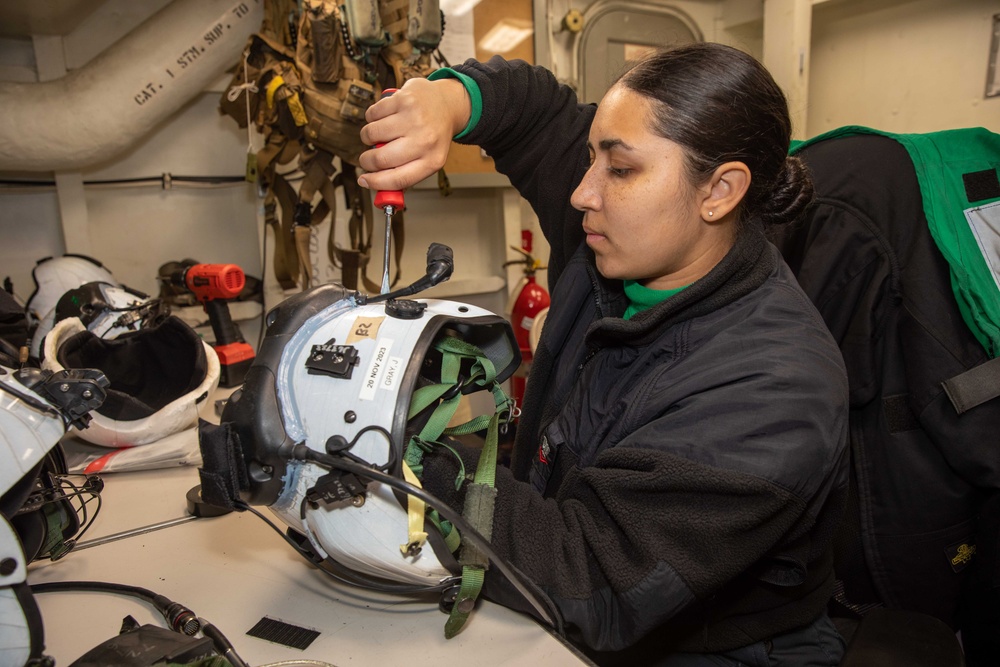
left=169, top=263, right=255, bottom=388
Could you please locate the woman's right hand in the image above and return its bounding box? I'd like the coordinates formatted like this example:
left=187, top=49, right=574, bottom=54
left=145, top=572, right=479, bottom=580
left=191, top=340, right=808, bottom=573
left=357, top=77, right=472, bottom=192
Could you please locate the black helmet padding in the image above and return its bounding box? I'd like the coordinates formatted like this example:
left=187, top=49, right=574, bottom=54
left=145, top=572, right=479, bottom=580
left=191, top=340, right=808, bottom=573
left=56, top=316, right=208, bottom=421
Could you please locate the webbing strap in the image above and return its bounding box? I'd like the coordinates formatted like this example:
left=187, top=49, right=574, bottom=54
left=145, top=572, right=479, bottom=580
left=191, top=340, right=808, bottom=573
left=427, top=513, right=462, bottom=553
left=265, top=75, right=283, bottom=108
left=269, top=172, right=301, bottom=290
left=291, top=152, right=342, bottom=288
left=402, top=337, right=511, bottom=637
left=400, top=460, right=429, bottom=556
left=445, top=567, right=485, bottom=636
left=293, top=225, right=313, bottom=288
left=444, top=408, right=501, bottom=638
left=941, top=356, right=1000, bottom=414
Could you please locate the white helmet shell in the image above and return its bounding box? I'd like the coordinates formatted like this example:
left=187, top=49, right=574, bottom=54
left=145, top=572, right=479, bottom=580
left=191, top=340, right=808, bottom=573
left=25, top=255, right=118, bottom=357
left=282, top=299, right=508, bottom=584
left=31, top=281, right=165, bottom=359
left=42, top=316, right=220, bottom=447
left=0, top=369, right=67, bottom=496
left=26, top=255, right=118, bottom=341
left=1, top=363, right=106, bottom=665
left=0, top=513, right=34, bottom=667
left=204, top=284, right=519, bottom=588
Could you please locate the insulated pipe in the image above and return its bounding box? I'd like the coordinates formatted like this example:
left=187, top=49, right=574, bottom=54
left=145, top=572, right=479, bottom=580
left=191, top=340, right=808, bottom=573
left=0, top=0, right=264, bottom=172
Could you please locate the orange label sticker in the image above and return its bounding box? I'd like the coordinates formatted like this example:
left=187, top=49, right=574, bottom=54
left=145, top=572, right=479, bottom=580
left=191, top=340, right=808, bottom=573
left=347, top=316, right=384, bottom=344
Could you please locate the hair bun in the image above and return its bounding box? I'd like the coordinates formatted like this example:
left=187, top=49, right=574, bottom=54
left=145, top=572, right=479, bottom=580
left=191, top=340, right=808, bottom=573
left=759, top=156, right=814, bottom=226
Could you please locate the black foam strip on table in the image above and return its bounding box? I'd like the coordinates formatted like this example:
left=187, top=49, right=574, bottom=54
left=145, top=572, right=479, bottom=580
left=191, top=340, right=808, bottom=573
left=246, top=616, right=321, bottom=650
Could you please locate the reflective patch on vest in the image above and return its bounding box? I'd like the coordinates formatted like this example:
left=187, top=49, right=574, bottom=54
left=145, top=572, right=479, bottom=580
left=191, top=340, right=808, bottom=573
left=945, top=539, right=977, bottom=573
left=966, top=201, right=1000, bottom=294
left=529, top=433, right=558, bottom=494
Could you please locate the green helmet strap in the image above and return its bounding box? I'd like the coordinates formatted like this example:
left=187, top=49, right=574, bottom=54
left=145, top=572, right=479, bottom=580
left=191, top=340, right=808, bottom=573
left=404, top=336, right=513, bottom=637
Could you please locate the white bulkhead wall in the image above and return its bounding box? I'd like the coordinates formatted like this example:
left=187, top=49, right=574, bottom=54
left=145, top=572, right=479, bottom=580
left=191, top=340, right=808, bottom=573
left=0, top=0, right=996, bottom=342
left=0, top=0, right=269, bottom=337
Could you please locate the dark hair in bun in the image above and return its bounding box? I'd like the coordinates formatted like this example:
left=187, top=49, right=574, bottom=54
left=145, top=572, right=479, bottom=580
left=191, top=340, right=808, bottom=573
left=619, top=42, right=813, bottom=229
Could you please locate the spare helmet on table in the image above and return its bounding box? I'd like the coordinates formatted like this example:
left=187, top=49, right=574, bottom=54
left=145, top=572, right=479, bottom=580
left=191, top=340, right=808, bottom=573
left=25, top=255, right=168, bottom=359
left=1, top=362, right=107, bottom=665
left=42, top=313, right=219, bottom=448
left=26, top=256, right=219, bottom=449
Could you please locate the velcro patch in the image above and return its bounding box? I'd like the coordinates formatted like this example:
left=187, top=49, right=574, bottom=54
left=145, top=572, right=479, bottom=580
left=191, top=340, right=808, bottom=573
left=882, top=394, right=920, bottom=433
left=246, top=616, right=320, bottom=650
left=963, top=168, right=1000, bottom=203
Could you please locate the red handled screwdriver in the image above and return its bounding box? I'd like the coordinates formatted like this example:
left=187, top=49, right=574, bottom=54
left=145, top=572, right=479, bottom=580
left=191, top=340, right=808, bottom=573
left=374, top=87, right=403, bottom=295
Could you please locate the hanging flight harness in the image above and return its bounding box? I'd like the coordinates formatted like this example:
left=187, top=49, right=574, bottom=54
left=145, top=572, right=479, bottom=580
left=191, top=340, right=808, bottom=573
left=219, top=0, right=445, bottom=293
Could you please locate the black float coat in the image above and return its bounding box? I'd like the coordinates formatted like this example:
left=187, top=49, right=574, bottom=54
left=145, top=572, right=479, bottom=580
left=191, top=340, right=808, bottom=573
left=422, top=57, right=850, bottom=659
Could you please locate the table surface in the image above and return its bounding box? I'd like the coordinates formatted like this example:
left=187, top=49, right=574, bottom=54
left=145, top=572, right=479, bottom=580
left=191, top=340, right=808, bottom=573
left=27, top=461, right=589, bottom=666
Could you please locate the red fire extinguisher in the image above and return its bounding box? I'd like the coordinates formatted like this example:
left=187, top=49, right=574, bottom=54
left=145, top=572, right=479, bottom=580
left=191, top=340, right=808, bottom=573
left=504, top=230, right=550, bottom=415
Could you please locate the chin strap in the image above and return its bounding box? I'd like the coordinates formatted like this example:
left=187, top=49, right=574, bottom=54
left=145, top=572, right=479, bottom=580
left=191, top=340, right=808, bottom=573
left=403, top=336, right=513, bottom=637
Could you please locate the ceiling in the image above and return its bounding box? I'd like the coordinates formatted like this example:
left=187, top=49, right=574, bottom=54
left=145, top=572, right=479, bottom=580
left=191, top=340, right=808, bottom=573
left=0, top=0, right=929, bottom=40
left=0, top=0, right=105, bottom=39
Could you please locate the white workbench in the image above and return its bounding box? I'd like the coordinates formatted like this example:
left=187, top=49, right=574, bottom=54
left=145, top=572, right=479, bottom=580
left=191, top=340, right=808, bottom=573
left=26, top=459, right=589, bottom=666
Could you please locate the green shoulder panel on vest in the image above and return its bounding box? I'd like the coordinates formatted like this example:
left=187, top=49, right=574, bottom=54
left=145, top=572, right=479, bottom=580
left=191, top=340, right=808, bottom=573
left=793, top=125, right=1000, bottom=357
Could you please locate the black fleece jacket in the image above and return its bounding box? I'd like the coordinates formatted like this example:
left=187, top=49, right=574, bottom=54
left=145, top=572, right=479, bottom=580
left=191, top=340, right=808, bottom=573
left=422, top=57, right=849, bottom=661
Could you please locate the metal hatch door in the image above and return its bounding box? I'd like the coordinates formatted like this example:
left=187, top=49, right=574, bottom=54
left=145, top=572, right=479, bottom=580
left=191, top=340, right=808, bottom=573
left=577, top=1, right=702, bottom=104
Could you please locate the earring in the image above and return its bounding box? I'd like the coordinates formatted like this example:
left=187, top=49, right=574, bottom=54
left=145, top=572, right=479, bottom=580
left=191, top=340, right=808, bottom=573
left=707, top=211, right=714, bottom=217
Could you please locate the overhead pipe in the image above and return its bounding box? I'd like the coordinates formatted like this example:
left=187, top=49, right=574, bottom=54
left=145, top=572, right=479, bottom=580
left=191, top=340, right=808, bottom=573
left=0, top=0, right=263, bottom=172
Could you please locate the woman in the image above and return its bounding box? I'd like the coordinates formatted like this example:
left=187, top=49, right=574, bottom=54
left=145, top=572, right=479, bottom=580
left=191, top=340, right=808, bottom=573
left=359, top=43, right=849, bottom=666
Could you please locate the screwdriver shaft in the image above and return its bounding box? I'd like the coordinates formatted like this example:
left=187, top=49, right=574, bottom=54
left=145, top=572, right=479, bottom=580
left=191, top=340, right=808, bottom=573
left=373, top=87, right=402, bottom=296
left=381, top=204, right=394, bottom=294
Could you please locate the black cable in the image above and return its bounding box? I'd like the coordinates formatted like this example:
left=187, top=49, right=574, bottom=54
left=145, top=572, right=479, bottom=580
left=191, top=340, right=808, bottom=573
left=0, top=175, right=246, bottom=187
left=256, top=207, right=269, bottom=352
left=55, top=476, right=103, bottom=550
left=93, top=299, right=165, bottom=338
left=0, top=179, right=53, bottom=187
left=331, top=424, right=399, bottom=473
left=29, top=580, right=200, bottom=636
left=200, top=618, right=251, bottom=667
left=19, top=473, right=105, bottom=559
left=30, top=580, right=252, bottom=666
left=95, top=299, right=164, bottom=313
left=291, top=446, right=564, bottom=635
left=237, top=501, right=455, bottom=595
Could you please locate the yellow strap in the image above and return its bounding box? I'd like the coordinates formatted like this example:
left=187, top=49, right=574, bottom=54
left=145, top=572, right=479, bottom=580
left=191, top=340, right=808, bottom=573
left=400, top=461, right=429, bottom=556
left=287, top=91, right=309, bottom=126
left=265, top=75, right=285, bottom=109
left=265, top=75, right=308, bottom=126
